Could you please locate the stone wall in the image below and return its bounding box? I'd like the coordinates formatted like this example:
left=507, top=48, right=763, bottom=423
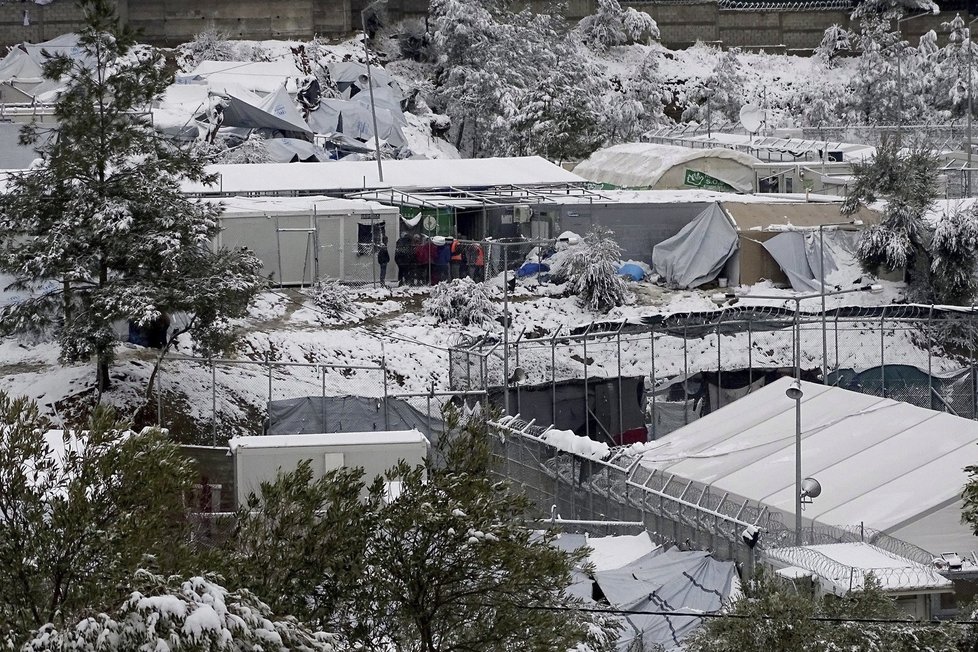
left=0, top=1, right=965, bottom=52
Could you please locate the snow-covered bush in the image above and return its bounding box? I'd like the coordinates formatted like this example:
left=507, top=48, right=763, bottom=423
left=193, top=134, right=273, bottom=165
left=22, top=570, right=338, bottom=652
left=681, top=45, right=745, bottom=124
left=313, top=279, right=356, bottom=319
left=931, top=204, right=978, bottom=304
left=397, top=17, right=435, bottom=62
left=815, top=24, right=852, bottom=64
left=564, top=228, right=632, bottom=313
left=178, top=29, right=270, bottom=71
left=423, top=278, right=498, bottom=326
left=576, top=0, right=658, bottom=50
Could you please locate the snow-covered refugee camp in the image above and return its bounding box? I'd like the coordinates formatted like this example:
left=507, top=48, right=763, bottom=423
left=10, top=0, right=978, bottom=649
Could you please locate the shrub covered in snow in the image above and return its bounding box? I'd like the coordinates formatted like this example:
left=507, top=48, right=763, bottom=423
left=22, top=570, right=338, bottom=652
left=179, top=29, right=270, bottom=71
left=575, top=0, right=658, bottom=50
left=562, top=228, right=632, bottom=313
left=312, top=279, right=357, bottom=320
left=423, top=277, right=498, bottom=326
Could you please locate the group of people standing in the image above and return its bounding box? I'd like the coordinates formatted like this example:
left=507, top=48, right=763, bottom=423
left=378, top=234, right=485, bottom=286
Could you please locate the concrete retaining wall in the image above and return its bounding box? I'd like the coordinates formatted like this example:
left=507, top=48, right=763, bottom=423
left=0, top=1, right=964, bottom=53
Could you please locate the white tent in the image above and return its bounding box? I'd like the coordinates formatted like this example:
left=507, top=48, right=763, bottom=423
left=307, top=98, right=406, bottom=148
left=638, top=377, right=978, bottom=557
left=180, top=60, right=303, bottom=95
left=761, top=229, right=862, bottom=292
left=573, top=143, right=761, bottom=193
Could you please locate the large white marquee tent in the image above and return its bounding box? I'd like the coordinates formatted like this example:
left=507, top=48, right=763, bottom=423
left=638, top=377, right=978, bottom=556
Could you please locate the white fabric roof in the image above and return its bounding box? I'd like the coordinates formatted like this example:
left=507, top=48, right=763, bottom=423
left=638, top=377, right=978, bottom=555
left=183, top=156, right=585, bottom=195
left=213, top=194, right=397, bottom=216
left=229, top=429, right=427, bottom=453
left=182, top=60, right=303, bottom=95
left=573, top=142, right=761, bottom=190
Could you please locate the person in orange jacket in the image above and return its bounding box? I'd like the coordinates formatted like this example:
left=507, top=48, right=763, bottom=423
left=450, top=236, right=464, bottom=280
left=468, top=241, right=485, bottom=282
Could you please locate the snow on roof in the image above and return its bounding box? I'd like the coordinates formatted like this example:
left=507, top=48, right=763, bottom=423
left=573, top=142, right=762, bottom=189
left=637, top=377, right=978, bottom=554
left=183, top=156, right=584, bottom=195
left=181, top=60, right=304, bottom=95
left=228, top=429, right=428, bottom=453
left=594, top=189, right=798, bottom=205
left=586, top=532, right=661, bottom=572
left=765, top=542, right=953, bottom=595
left=212, top=194, right=397, bottom=217
left=723, top=202, right=881, bottom=230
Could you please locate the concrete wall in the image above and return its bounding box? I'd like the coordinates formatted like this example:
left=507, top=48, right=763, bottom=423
left=0, top=1, right=964, bottom=52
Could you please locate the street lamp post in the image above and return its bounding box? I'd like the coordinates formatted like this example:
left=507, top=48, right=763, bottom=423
left=967, top=17, right=978, bottom=196
left=729, top=284, right=883, bottom=545
left=817, top=220, right=862, bottom=384
left=361, top=0, right=385, bottom=183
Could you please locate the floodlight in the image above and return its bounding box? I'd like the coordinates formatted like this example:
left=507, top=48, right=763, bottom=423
left=741, top=524, right=760, bottom=549
left=800, top=477, right=822, bottom=500
left=785, top=379, right=803, bottom=400
left=507, top=367, right=527, bottom=385
left=869, top=284, right=884, bottom=294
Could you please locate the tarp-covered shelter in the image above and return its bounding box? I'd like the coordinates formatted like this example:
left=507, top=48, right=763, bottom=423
left=0, top=33, right=88, bottom=103
left=307, top=97, right=406, bottom=148
left=652, top=203, right=738, bottom=288
left=573, top=143, right=761, bottom=193
left=555, top=532, right=739, bottom=651
left=210, top=195, right=398, bottom=285
left=266, top=395, right=445, bottom=445
left=647, top=201, right=879, bottom=288
left=638, top=377, right=978, bottom=556
left=725, top=202, right=880, bottom=288
left=218, top=84, right=313, bottom=141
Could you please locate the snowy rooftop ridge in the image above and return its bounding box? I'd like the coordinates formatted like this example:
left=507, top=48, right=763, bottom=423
left=228, top=429, right=428, bottom=453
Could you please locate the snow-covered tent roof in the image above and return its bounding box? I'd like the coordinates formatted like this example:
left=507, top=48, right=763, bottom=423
left=180, top=60, right=303, bottom=95
left=183, top=156, right=585, bottom=196
left=0, top=48, right=44, bottom=84
left=573, top=143, right=762, bottom=192
left=638, top=377, right=978, bottom=556
left=766, top=542, right=952, bottom=596
left=308, top=98, right=406, bottom=148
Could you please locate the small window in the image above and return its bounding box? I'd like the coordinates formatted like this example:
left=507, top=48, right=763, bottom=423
left=357, top=221, right=387, bottom=256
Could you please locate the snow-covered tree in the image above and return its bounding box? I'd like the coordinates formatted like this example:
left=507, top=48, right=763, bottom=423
left=930, top=204, right=978, bottom=304
left=684, top=568, right=966, bottom=651
left=22, top=570, right=338, bottom=652
left=603, top=49, right=667, bottom=143
left=312, top=278, right=357, bottom=319
left=178, top=28, right=270, bottom=72
left=841, top=139, right=965, bottom=302
left=815, top=23, right=852, bottom=64
left=564, top=227, right=631, bottom=313
left=575, top=0, right=658, bottom=51
left=423, top=277, right=498, bottom=326
left=681, top=46, right=745, bottom=125
left=0, top=0, right=266, bottom=393
left=0, top=393, right=197, bottom=646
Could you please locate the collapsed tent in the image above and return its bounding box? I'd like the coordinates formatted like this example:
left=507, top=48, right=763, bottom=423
left=761, top=229, right=862, bottom=292
left=216, top=84, right=312, bottom=141
left=263, top=137, right=329, bottom=162
left=307, top=98, right=406, bottom=148
left=327, top=60, right=403, bottom=102
left=180, top=60, right=304, bottom=95
left=652, top=203, right=737, bottom=288
left=266, top=395, right=445, bottom=445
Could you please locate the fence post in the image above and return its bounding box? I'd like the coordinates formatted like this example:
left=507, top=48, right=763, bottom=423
left=551, top=328, right=560, bottom=425
left=157, top=359, right=163, bottom=428
left=683, top=324, right=689, bottom=425
left=747, top=318, right=753, bottom=387
left=716, top=311, right=724, bottom=409
left=651, top=329, right=656, bottom=440
left=880, top=306, right=886, bottom=397
left=321, top=365, right=327, bottom=430
left=382, top=354, right=391, bottom=430
left=266, top=350, right=272, bottom=403
left=583, top=324, right=591, bottom=440
left=211, top=359, right=217, bottom=446
left=616, top=322, right=624, bottom=438
left=927, top=306, right=933, bottom=410
left=972, top=306, right=977, bottom=421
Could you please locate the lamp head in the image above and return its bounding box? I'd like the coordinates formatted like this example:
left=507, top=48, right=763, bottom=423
left=785, top=379, right=804, bottom=400
left=800, top=477, right=822, bottom=500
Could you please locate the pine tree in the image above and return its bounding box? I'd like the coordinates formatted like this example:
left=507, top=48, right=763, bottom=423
left=0, top=392, right=196, bottom=646
left=681, top=46, right=745, bottom=125
left=566, top=227, right=631, bottom=314
left=22, top=571, right=337, bottom=652
left=0, top=0, right=266, bottom=395
left=575, top=0, right=658, bottom=51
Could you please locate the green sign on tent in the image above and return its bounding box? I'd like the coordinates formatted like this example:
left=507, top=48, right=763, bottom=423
left=683, top=168, right=737, bottom=193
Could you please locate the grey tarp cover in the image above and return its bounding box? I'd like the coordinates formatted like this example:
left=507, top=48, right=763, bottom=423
left=307, top=98, right=407, bottom=148
left=267, top=395, right=445, bottom=444
left=219, top=85, right=313, bottom=140
left=762, top=230, right=863, bottom=292
left=652, top=203, right=738, bottom=288
left=263, top=137, right=329, bottom=162
left=593, top=547, right=738, bottom=651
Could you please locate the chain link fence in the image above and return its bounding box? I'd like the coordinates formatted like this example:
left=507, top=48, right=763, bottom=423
left=453, top=305, right=978, bottom=442
left=157, top=355, right=390, bottom=445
